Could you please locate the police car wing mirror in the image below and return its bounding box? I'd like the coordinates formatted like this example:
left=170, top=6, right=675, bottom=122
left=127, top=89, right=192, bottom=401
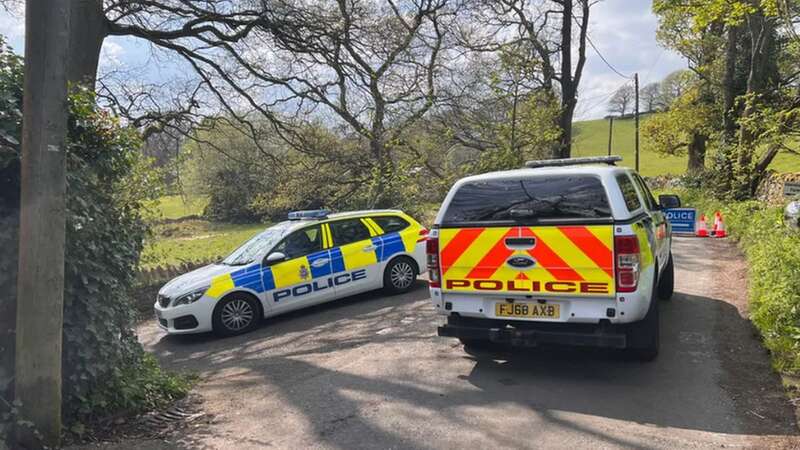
left=265, top=252, right=287, bottom=265
left=658, top=194, right=681, bottom=209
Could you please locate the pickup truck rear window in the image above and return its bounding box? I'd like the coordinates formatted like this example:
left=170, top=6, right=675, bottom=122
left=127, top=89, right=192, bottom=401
left=442, top=175, right=611, bottom=225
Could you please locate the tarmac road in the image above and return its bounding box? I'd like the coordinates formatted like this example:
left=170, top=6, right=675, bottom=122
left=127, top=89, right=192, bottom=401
left=94, top=237, right=800, bottom=449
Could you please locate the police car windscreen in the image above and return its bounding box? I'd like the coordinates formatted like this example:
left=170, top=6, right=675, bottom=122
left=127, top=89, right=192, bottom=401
left=221, top=225, right=288, bottom=265
left=442, top=176, right=611, bottom=225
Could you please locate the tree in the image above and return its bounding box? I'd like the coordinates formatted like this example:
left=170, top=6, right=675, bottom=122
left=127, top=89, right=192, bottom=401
left=642, top=87, right=716, bottom=173
left=462, top=0, right=592, bottom=158
left=656, top=70, right=696, bottom=109
left=608, top=84, right=635, bottom=116
left=57, top=0, right=457, bottom=207
left=654, top=0, right=798, bottom=197
left=428, top=45, right=560, bottom=169
left=641, top=82, right=661, bottom=112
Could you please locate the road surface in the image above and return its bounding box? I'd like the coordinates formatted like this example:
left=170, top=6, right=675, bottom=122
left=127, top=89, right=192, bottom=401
left=84, top=237, right=800, bottom=449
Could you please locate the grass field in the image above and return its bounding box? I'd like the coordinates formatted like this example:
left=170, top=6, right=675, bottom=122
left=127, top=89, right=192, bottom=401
left=141, top=220, right=266, bottom=270
left=149, top=194, right=209, bottom=220
left=573, top=116, right=800, bottom=176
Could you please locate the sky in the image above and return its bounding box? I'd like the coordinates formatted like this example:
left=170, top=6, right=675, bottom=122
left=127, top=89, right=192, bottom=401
left=0, top=0, right=686, bottom=121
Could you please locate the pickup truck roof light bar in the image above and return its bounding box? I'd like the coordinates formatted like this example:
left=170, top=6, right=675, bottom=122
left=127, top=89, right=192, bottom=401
left=524, top=155, right=622, bottom=169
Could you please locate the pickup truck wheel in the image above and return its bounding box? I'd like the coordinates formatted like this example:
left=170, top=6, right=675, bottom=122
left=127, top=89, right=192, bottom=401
left=627, top=287, right=660, bottom=361
left=657, top=253, right=675, bottom=301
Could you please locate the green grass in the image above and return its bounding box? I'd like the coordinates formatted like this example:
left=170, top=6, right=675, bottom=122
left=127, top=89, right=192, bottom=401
left=572, top=116, right=800, bottom=176
left=141, top=220, right=266, bottom=270
left=149, top=194, right=209, bottom=220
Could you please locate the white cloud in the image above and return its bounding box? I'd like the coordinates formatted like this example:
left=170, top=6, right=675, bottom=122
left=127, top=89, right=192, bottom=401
left=99, top=39, right=126, bottom=71
left=574, top=0, right=686, bottom=120
left=0, top=1, right=25, bottom=50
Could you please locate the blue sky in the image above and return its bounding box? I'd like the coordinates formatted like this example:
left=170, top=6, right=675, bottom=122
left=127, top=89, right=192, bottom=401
left=0, top=0, right=685, bottom=121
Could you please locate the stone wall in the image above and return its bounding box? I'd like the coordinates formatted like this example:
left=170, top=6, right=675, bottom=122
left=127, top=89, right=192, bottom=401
left=756, top=172, right=800, bottom=206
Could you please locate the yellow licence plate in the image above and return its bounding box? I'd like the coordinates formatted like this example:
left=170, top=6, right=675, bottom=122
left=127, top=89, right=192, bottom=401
left=495, top=302, right=560, bottom=319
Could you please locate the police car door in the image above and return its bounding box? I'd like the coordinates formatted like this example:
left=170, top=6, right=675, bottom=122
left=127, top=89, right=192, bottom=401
left=262, top=224, right=335, bottom=313
left=328, top=218, right=382, bottom=297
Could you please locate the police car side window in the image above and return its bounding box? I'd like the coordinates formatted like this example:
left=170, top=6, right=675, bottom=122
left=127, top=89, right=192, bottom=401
left=273, top=225, right=323, bottom=260
left=372, top=216, right=409, bottom=234
left=616, top=174, right=641, bottom=213
left=330, top=219, right=372, bottom=246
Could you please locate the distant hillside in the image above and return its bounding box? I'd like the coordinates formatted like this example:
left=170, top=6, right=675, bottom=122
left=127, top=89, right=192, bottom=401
left=571, top=116, right=800, bottom=177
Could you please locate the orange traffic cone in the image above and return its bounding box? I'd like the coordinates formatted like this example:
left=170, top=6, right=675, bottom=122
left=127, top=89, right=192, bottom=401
left=711, top=211, right=720, bottom=236
left=714, top=212, right=727, bottom=238
left=696, top=214, right=709, bottom=237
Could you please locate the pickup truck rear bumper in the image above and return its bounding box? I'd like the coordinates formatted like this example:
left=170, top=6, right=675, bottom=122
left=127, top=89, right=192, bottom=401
left=438, top=322, right=628, bottom=349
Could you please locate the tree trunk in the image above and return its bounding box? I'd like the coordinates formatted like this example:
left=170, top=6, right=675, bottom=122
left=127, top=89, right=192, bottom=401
left=687, top=132, right=707, bottom=174
left=750, top=144, right=779, bottom=194
left=555, top=0, right=588, bottom=159
left=737, top=11, right=775, bottom=193
left=558, top=100, right=576, bottom=159
left=722, top=24, right=739, bottom=143
left=556, top=0, right=573, bottom=159
left=68, top=0, right=107, bottom=87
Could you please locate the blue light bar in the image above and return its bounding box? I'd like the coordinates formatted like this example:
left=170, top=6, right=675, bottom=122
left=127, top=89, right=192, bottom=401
left=288, top=209, right=330, bottom=220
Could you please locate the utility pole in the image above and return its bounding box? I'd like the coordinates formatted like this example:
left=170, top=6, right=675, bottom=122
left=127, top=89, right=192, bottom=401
left=607, top=116, right=614, bottom=157
left=15, top=0, right=71, bottom=447
left=634, top=72, right=640, bottom=172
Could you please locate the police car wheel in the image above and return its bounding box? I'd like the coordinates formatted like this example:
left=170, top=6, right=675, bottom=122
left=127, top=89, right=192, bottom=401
left=213, top=294, right=260, bottom=336
left=384, top=257, right=417, bottom=294
left=657, top=253, right=674, bottom=301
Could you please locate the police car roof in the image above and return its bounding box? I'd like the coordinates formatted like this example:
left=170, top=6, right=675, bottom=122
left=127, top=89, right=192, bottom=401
left=278, top=209, right=404, bottom=231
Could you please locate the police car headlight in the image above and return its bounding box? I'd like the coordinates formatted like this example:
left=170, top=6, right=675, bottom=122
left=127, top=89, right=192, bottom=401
left=172, top=287, right=209, bottom=307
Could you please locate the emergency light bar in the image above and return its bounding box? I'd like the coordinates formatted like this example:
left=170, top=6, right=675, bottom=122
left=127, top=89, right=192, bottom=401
left=288, top=209, right=330, bottom=220
left=525, top=155, right=622, bottom=169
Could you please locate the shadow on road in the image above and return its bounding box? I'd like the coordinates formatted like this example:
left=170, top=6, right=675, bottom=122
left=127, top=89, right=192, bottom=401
left=141, top=274, right=797, bottom=449
left=463, top=292, right=795, bottom=437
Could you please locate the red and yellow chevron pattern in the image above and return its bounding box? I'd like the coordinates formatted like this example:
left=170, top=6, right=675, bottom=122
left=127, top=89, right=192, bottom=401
left=439, top=225, right=615, bottom=296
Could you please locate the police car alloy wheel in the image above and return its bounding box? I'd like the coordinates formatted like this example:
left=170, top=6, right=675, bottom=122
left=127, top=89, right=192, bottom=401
left=213, top=294, right=260, bottom=336
left=385, top=257, right=416, bottom=293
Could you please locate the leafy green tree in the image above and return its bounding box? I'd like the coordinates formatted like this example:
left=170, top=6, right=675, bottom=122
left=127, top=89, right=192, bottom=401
left=0, top=40, right=188, bottom=437
left=642, top=87, right=717, bottom=173
left=654, top=0, right=799, bottom=197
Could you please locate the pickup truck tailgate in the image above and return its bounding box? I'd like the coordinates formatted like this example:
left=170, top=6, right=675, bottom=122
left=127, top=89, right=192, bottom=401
left=439, top=225, right=615, bottom=297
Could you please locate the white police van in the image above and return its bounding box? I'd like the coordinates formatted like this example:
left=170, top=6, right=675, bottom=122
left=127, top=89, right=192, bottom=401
left=155, top=210, right=428, bottom=336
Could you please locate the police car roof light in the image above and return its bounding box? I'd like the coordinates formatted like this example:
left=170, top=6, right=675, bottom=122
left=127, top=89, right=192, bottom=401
left=524, top=155, right=622, bottom=169
left=288, top=209, right=330, bottom=220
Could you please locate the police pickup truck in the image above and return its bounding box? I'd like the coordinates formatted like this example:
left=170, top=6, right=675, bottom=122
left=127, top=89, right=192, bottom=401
left=427, top=156, right=680, bottom=360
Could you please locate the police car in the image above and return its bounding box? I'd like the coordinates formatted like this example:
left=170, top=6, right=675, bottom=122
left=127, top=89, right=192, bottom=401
left=155, top=210, right=428, bottom=336
left=428, top=156, right=680, bottom=360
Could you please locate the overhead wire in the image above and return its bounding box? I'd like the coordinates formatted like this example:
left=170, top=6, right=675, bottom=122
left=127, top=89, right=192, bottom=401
left=585, top=34, right=633, bottom=80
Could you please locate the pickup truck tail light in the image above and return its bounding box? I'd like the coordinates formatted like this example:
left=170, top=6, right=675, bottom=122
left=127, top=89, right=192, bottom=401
left=614, top=235, right=640, bottom=293
left=417, top=228, right=429, bottom=243
left=426, top=232, right=441, bottom=288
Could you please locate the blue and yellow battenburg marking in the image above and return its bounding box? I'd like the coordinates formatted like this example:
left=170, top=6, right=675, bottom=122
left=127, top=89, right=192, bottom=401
left=205, top=215, right=423, bottom=301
